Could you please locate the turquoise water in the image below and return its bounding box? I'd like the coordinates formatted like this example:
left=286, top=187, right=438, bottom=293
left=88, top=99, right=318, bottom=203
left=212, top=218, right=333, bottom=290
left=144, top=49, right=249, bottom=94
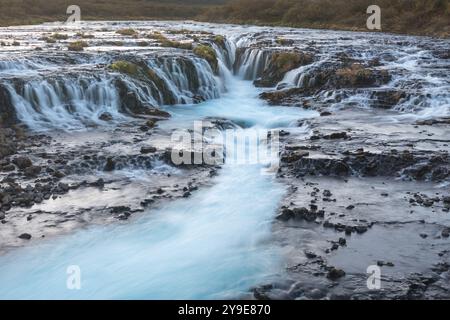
left=0, top=76, right=316, bottom=299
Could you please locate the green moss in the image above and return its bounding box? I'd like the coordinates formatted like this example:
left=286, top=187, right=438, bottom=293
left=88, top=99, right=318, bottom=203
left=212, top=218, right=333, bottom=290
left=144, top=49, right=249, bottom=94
left=272, top=52, right=312, bottom=73
left=335, top=64, right=374, bottom=86
left=51, top=33, right=68, bottom=40
left=213, top=35, right=225, bottom=48
left=109, top=60, right=140, bottom=76
left=137, top=41, right=149, bottom=46
left=76, top=32, right=95, bottom=39
left=275, top=37, right=293, bottom=46
left=193, top=44, right=218, bottom=73
left=67, top=40, right=88, bottom=51
left=44, top=37, right=56, bottom=43
left=103, top=40, right=124, bottom=46
left=116, top=28, right=138, bottom=36
left=148, top=32, right=192, bottom=50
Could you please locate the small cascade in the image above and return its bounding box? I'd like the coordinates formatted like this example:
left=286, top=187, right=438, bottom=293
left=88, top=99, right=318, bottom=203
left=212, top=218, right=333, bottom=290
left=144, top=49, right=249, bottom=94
left=0, top=52, right=227, bottom=130
left=147, top=56, right=222, bottom=104
left=3, top=75, right=124, bottom=130
left=234, top=48, right=270, bottom=80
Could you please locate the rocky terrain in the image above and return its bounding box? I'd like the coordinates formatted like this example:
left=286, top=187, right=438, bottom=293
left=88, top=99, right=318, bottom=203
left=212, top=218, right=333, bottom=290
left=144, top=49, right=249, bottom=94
left=0, top=21, right=449, bottom=299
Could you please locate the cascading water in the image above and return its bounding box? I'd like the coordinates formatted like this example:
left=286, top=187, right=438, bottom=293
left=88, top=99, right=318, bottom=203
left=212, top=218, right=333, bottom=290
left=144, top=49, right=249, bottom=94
left=0, top=53, right=225, bottom=131
left=1, top=20, right=449, bottom=300
left=0, top=41, right=317, bottom=299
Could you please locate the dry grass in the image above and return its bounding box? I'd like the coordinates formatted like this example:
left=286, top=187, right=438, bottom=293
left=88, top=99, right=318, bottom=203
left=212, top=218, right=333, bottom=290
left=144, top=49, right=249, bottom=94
left=0, top=0, right=448, bottom=37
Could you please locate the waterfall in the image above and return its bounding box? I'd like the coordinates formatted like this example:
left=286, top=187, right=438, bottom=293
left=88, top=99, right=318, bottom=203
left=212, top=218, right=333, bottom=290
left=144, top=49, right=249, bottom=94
left=234, top=48, right=270, bottom=80
left=0, top=53, right=227, bottom=131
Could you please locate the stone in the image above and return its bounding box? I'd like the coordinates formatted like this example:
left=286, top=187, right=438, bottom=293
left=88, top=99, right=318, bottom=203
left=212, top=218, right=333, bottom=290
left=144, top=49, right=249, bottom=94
left=12, top=156, right=32, bottom=169
left=99, top=112, right=113, bottom=121
left=18, top=233, right=32, bottom=240
left=104, top=157, right=115, bottom=171
left=327, top=267, right=346, bottom=280
left=276, top=208, right=294, bottom=221
left=24, top=165, right=41, bottom=177
left=140, top=146, right=157, bottom=154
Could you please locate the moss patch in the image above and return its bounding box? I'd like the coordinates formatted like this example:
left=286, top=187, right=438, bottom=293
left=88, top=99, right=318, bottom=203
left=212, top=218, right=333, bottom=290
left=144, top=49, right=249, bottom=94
left=193, top=44, right=218, bottom=73
left=148, top=32, right=193, bottom=50
left=67, top=40, right=88, bottom=51
left=51, top=33, right=68, bottom=40
left=335, top=63, right=375, bottom=86
left=109, top=60, right=140, bottom=76
left=213, top=35, right=226, bottom=48
left=116, top=28, right=138, bottom=36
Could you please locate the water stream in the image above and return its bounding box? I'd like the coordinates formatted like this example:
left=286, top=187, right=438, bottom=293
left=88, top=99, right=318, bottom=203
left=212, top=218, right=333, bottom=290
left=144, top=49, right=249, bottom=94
left=0, top=62, right=316, bottom=299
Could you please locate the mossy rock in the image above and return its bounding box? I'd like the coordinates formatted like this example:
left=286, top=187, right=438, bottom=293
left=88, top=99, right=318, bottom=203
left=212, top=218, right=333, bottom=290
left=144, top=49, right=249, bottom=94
left=255, top=51, right=314, bottom=87
left=68, top=41, right=88, bottom=51
left=334, top=63, right=390, bottom=87
left=51, top=33, right=68, bottom=40
left=116, top=28, right=138, bottom=36
left=110, top=60, right=176, bottom=105
left=76, top=33, right=95, bottom=39
left=193, top=44, right=218, bottom=73
left=275, top=37, right=294, bottom=46
left=213, top=35, right=226, bottom=48
left=110, top=60, right=140, bottom=76
left=148, top=32, right=193, bottom=50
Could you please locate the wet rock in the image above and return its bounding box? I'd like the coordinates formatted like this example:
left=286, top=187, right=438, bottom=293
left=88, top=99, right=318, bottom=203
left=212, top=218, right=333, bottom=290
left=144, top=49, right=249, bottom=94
left=355, top=225, right=368, bottom=234
left=110, top=206, right=131, bottom=214
left=91, top=178, right=105, bottom=188
left=24, top=165, right=41, bottom=177
left=377, top=261, right=395, bottom=267
left=304, top=250, right=317, bottom=259
left=254, top=51, right=313, bottom=87
left=140, top=146, right=157, bottom=154
left=12, top=156, right=32, bottom=169
left=370, top=90, right=407, bottom=109
left=104, top=157, right=116, bottom=171
left=276, top=208, right=294, bottom=221
left=327, top=267, right=346, bottom=280
left=1, top=163, right=15, bottom=172
left=99, top=112, right=113, bottom=121
left=18, top=233, right=32, bottom=240
left=441, top=228, right=450, bottom=238
left=281, top=150, right=309, bottom=163
left=323, top=132, right=349, bottom=140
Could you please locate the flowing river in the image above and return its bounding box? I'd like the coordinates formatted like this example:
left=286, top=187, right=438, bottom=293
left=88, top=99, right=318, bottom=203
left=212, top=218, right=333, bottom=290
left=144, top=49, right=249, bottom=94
left=0, top=21, right=449, bottom=300
left=0, top=57, right=316, bottom=299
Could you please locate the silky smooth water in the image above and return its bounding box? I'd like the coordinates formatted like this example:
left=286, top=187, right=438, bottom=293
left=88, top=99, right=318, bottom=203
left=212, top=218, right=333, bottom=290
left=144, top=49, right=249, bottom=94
left=0, top=72, right=316, bottom=299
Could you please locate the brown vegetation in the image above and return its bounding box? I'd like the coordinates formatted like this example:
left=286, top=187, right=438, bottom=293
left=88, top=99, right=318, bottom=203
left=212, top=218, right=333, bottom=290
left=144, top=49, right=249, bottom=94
left=200, top=0, right=450, bottom=37
left=0, top=0, right=448, bottom=37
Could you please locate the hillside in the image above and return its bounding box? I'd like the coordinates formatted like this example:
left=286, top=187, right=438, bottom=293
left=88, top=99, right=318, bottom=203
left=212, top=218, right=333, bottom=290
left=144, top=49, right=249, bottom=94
left=0, top=0, right=448, bottom=37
